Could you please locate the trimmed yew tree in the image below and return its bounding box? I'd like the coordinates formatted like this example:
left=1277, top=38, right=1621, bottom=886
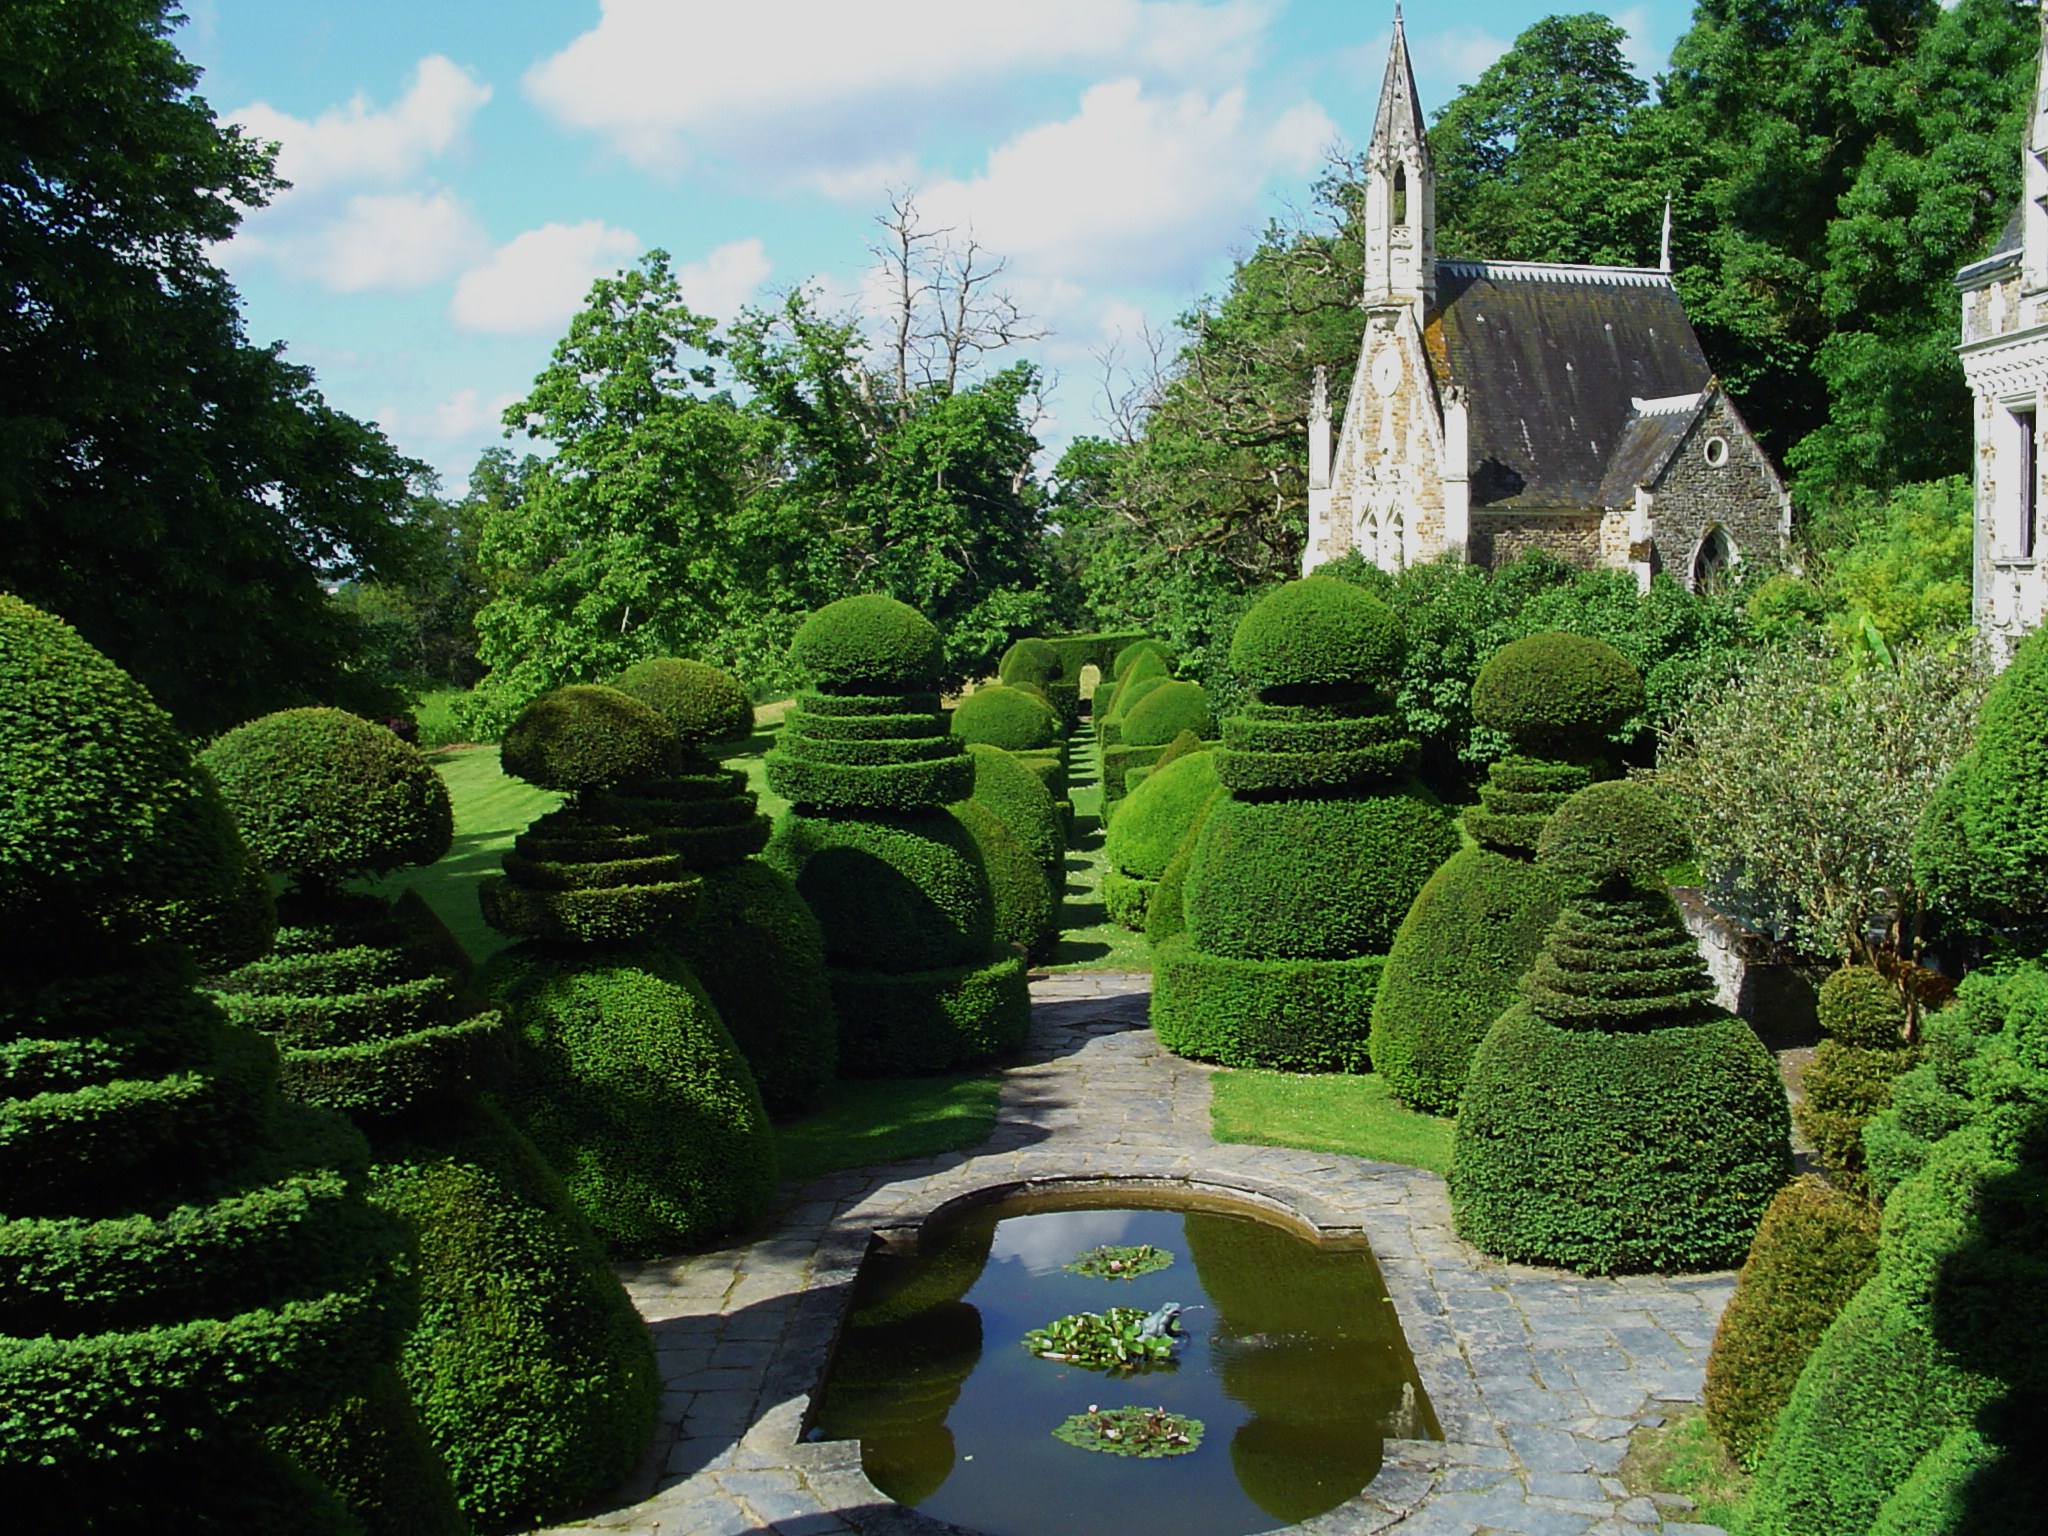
left=0, top=595, right=408, bottom=1530
left=1451, top=780, right=1792, bottom=1272
left=1371, top=632, right=1643, bottom=1113
left=765, top=595, right=1031, bottom=1074
left=1152, top=577, right=1458, bottom=1071
left=201, top=708, right=656, bottom=1532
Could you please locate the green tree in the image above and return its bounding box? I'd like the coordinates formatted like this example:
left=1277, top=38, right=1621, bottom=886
left=0, top=0, right=432, bottom=734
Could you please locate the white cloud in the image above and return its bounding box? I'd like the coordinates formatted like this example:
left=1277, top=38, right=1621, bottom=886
left=425, top=388, right=521, bottom=439
left=1412, top=26, right=1512, bottom=82
left=1610, top=8, right=1664, bottom=80
left=914, top=80, right=1332, bottom=287
left=449, top=221, right=643, bottom=334
left=231, top=56, right=491, bottom=199
left=293, top=190, right=488, bottom=293
left=525, top=0, right=1275, bottom=169
left=675, top=239, right=773, bottom=321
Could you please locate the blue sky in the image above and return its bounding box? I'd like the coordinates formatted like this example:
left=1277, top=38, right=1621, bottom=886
left=181, top=0, right=1697, bottom=490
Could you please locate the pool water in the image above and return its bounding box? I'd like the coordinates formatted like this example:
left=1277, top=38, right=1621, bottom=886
left=810, top=1196, right=1438, bottom=1536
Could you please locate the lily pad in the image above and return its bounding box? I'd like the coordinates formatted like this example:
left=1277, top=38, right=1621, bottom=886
left=1052, top=1405, right=1204, bottom=1458
left=1065, top=1243, right=1174, bottom=1280
left=1023, top=1306, right=1182, bottom=1372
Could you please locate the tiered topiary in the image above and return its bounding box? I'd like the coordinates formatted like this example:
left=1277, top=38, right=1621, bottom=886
left=201, top=708, right=657, bottom=1532
left=950, top=682, right=1061, bottom=752
left=1371, top=633, right=1643, bottom=1113
left=1793, top=966, right=1919, bottom=1198
left=1152, top=578, right=1459, bottom=1071
left=765, top=595, right=1031, bottom=1075
left=1703, top=1176, right=1880, bottom=1470
left=1102, top=678, right=1214, bottom=810
left=1096, top=645, right=1172, bottom=744
left=607, top=657, right=838, bottom=1114
left=1102, top=750, right=1219, bottom=930
left=0, top=595, right=410, bottom=1530
left=1450, top=781, right=1792, bottom=1272
left=480, top=684, right=775, bottom=1256
left=998, top=636, right=1078, bottom=732
left=1749, top=962, right=2048, bottom=1535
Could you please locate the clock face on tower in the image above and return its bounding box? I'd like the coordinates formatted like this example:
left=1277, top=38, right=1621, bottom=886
left=1371, top=343, right=1402, bottom=397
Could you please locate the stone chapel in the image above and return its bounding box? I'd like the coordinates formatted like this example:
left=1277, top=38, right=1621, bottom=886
left=1305, top=11, right=1793, bottom=588
left=1960, top=3, right=2048, bottom=654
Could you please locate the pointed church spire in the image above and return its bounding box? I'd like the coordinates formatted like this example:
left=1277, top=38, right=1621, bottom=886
left=1372, top=5, right=1430, bottom=161
left=1659, top=193, right=1673, bottom=273
left=1363, top=9, right=1435, bottom=316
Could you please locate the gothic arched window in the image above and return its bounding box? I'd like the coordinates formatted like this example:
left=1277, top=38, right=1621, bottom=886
left=1392, top=164, right=1408, bottom=227
left=1691, top=526, right=1735, bottom=592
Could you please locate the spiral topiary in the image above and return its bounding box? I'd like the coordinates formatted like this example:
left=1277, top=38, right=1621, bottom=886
left=0, top=594, right=410, bottom=1528
left=766, top=597, right=1030, bottom=1074
left=1152, top=579, right=1457, bottom=1071
left=1450, top=780, right=1792, bottom=1273
left=950, top=683, right=1060, bottom=752
left=202, top=709, right=657, bottom=1529
left=1103, top=751, right=1219, bottom=931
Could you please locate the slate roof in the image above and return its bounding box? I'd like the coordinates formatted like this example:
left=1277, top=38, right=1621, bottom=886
left=1432, top=260, right=1713, bottom=510
left=1595, top=394, right=1704, bottom=508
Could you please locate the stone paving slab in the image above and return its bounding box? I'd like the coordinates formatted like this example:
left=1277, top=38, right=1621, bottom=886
left=542, top=973, right=1732, bottom=1536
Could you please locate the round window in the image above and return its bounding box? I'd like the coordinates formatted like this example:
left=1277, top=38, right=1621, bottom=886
left=1703, top=436, right=1730, bottom=467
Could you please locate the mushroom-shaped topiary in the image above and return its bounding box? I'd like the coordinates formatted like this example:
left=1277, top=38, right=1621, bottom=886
left=0, top=594, right=412, bottom=1528
left=791, top=593, right=943, bottom=694
left=611, top=656, right=755, bottom=757
left=951, top=683, right=1061, bottom=752
left=1450, top=779, right=1791, bottom=1272
left=1469, top=630, right=1645, bottom=758
left=500, top=684, right=671, bottom=799
left=1152, top=580, right=1456, bottom=1071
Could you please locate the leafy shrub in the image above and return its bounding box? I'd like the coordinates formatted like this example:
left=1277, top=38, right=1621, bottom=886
left=200, top=709, right=453, bottom=890
left=1121, top=679, right=1213, bottom=748
left=1217, top=701, right=1416, bottom=796
left=765, top=808, right=994, bottom=970
left=1144, top=789, right=1224, bottom=945
left=500, top=686, right=669, bottom=797
left=950, top=684, right=1060, bottom=751
left=609, top=657, right=754, bottom=754
left=962, top=743, right=1063, bottom=875
left=1704, top=1176, right=1879, bottom=1469
left=1151, top=729, right=1204, bottom=774
left=1534, top=778, right=1691, bottom=893
left=1796, top=1041, right=1918, bottom=1196
left=825, top=955, right=1031, bottom=1076
left=1468, top=631, right=1644, bottom=754
left=1227, top=577, right=1402, bottom=698
left=1113, top=638, right=1173, bottom=679
left=790, top=594, right=941, bottom=693
left=998, top=637, right=1061, bottom=688
left=1103, top=752, right=1219, bottom=931
left=1150, top=936, right=1385, bottom=1072
left=1462, top=756, right=1593, bottom=854
left=1103, top=653, right=1171, bottom=723
left=1817, top=965, right=1908, bottom=1048
left=953, top=800, right=1054, bottom=957
left=488, top=946, right=776, bottom=1255
left=272, top=1364, right=466, bottom=1536
left=481, top=807, right=700, bottom=946
left=1370, top=844, right=1568, bottom=1114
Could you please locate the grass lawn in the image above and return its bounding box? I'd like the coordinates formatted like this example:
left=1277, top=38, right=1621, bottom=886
left=1041, top=722, right=1153, bottom=973
left=774, top=1072, right=1002, bottom=1183
left=1618, top=1406, right=1753, bottom=1532
left=1211, top=1068, right=1458, bottom=1176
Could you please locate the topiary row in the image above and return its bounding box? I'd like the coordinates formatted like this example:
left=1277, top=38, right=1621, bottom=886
left=1153, top=579, right=1457, bottom=1072
left=1102, top=750, right=1219, bottom=931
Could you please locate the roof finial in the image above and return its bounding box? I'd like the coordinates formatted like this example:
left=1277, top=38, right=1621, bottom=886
left=1659, top=193, right=1673, bottom=273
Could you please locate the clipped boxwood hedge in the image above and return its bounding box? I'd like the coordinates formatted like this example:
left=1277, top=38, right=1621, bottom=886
left=962, top=743, right=1064, bottom=875
left=1227, top=577, right=1402, bottom=698
left=1703, top=1175, right=1879, bottom=1470
left=1103, top=751, right=1218, bottom=931
left=1150, top=936, right=1385, bottom=1072
left=826, top=954, right=1031, bottom=1076
left=998, top=637, right=1061, bottom=688
left=950, top=684, right=1060, bottom=752
left=790, top=594, right=941, bottom=693
left=1121, top=679, right=1213, bottom=748
left=1462, top=756, right=1594, bottom=854
left=1145, top=788, right=1225, bottom=945
left=1112, top=638, right=1173, bottom=680
left=1816, top=965, right=1908, bottom=1048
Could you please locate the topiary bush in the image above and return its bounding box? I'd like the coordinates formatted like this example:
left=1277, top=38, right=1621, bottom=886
left=765, top=598, right=1029, bottom=1074
left=1112, top=638, right=1173, bottom=680
left=1791, top=966, right=1919, bottom=1197
left=1816, top=965, right=1908, bottom=1048
left=1703, top=1176, right=1879, bottom=1470
left=1102, top=751, right=1218, bottom=931
left=498, top=685, right=670, bottom=797
left=1467, top=630, right=1645, bottom=755
left=961, top=743, right=1064, bottom=877
left=998, top=637, right=1060, bottom=689
left=0, top=594, right=410, bottom=1526
left=1153, top=579, right=1456, bottom=1072
left=950, top=683, right=1060, bottom=752
left=1121, top=679, right=1213, bottom=748
left=1450, top=780, right=1791, bottom=1272
left=610, top=656, right=754, bottom=755
left=952, top=799, right=1054, bottom=958
left=1145, top=788, right=1225, bottom=946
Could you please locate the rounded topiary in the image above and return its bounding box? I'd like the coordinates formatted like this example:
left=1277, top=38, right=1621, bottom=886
left=790, top=594, right=942, bottom=693
left=1145, top=787, right=1224, bottom=946
left=1227, top=577, right=1402, bottom=697
left=500, top=685, right=670, bottom=796
left=998, top=637, right=1061, bottom=688
left=1102, top=651, right=1171, bottom=725
left=1121, top=680, right=1214, bottom=748
left=1103, top=751, right=1218, bottom=930
left=488, top=946, right=776, bottom=1256
left=953, top=800, right=1054, bottom=957
left=1534, top=778, right=1691, bottom=893
left=1818, top=965, right=1909, bottom=1049
left=200, top=709, right=453, bottom=892
left=950, top=683, right=1060, bottom=752
left=1704, top=1176, right=1880, bottom=1470
left=610, top=657, right=754, bottom=755
left=766, top=809, right=993, bottom=971
left=1112, top=638, right=1172, bottom=680
left=1470, top=631, right=1644, bottom=754
left=962, top=743, right=1064, bottom=876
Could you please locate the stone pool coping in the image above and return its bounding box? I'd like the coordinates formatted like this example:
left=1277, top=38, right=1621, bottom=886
left=544, top=973, right=1735, bottom=1536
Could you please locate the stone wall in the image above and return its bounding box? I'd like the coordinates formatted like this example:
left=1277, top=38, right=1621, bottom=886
left=1648, top=392, right=1789, bottom=586
left=1325, top=309, right=1449, bottom=570
left=1672, top=886, right=1819, bottom=1042
left=1469, top=510, right=1603, bottom=570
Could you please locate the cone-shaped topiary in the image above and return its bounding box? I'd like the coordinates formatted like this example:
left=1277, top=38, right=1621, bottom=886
left=950, top=683, right=1060, bottom=752
left=202, top=710, right=657, bottom=1531
left=1153, top=579, right=1457, bottom=1071
left=1371, top=634, right=1640, bottom=1113
left=1793, top=966, right=1919, bottom=1198
left=1450, top=780, right=1792, bottom=1273
left=766, top=597, right=1030, bottom=1074
left=609, top=658, right=836, bottom=1113
left=1103, top=750, right=1218, bottom=930
left=0, top=595, right=410, bottom=1528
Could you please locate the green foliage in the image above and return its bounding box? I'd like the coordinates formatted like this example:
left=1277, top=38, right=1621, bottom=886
left=1703, top=1176, right=1881, bottom=1470
left=1217, top=701, right=1418, bottom=797
left=824, top=954, right=1031, bottom=1077
left=952, top=799, right=1055, bottom=957
left=769, top=680, right=970, bottom=815
left=1144, top=788, right=1224, bottom=947
left=1105, top=752, right=1219, bottom=889
left=765, top=808, right=993, bottom=970
left=1468, top=632, right=1644, bottom=755
left=1228, top=578, right=1403, bottom=697
left=1795, top=1040, right=1918, bottom=1198
left=1817, top=965, right=1909, bottom=1048
left=1065, top=1244, right=1174, bottom=1280
left=1102, top=649, right=1170, bottom=720
left=950, top=684, right=1060, bottom=751
left=1370, top=844, right=1568, bottom=1114
left=998, top=637, right=1060, bottom=688
left=480, top=806, right=700, bottom=947
left=1120, top=679, right=1213, bottom=748
left=0, top=0, right=434, bottom=736
left=1024, top=1309, right=1181, bottom=1371
left=961, top=743, right=1063, bottom=875
left=1151, top=935, right=1386, bottom=1073
left=270, top=1363, right=467, bottom=1536
left=791, top=594, right=942, bottom=693
left=499, top=686, right=669, bottom=797
left=200, top=709, right=453, bottom=891
left=1463, top=756, right=1594, bottom=854
left=1536, top=779, right=1692, bottom=895
left=608, top=657, right=754, bottom=755
left=1112, top=639, right=1173, bottom=680
left=1812, top=478, right=1974, bottom=652
left=1050, top=1405, right=1205, bottom=1458
left=487, top=945, right=776, bottom=1255
left=1451, top=1005, right=1792, bottom=1272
